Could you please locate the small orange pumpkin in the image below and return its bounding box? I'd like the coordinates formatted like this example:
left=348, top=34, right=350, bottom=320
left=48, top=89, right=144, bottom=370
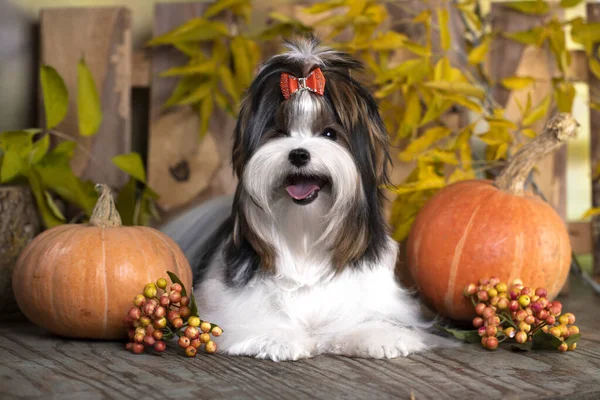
left=406, top=113, right=578, bottom=321
left=12, top=184, right=192, bottom=339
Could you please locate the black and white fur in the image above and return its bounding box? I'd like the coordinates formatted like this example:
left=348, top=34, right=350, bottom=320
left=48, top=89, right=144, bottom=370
left=161, top=38, right=450, bottom=361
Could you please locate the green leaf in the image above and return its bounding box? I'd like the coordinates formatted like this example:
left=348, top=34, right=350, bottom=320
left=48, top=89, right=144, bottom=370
left=159, top=61, right=217, bottom=78
left=50, top=141, right=77, bottom=158
left=40, top=65, right=69, bottom=130
left=505, top=0, right=550, bottom=15
left=582, top=207, right=600, bottom=219
left=218, top=66, right=239, bottom=103
left=44, top=190, right=66, bottom=222
left=436, top=325, right=481, bottom=344
left=147, top=20, right=230, bottom=46
left=27, top=167, right=65, bottom=228
left=588, top=58, right=600, bottom=80
left=302, top=0, right=346, bottom=14
left=1, top=151, right=25, bottom=183
left=112, top=152, right=146, bottom=183
left=77, top=58, right=103, bottom=136
left=30, top=134, right=50, bottom=164
left=437, top=8, right=451, bottom=52
left=554, top=81, right=576, bottom=113
left=204, top=0, right=248, bottom=18
left=164, top=76, right=204, bottom=108
left=504, top=28, right=546, bottom=45
left=231, top=36, right=253, bottom=89
left=178, top=81, right=214, bottom=105
left=424, top=81, right=485, bottom=100
left=198, top=95, right=214, bottom=139
left=501, top=76, right=535, bottom=90
left=560, top=0, right=584, bottom=7
left=116, top=177, right=137, bottom=226
left=564, top=333, right=581, bottom=346
left=531, top=330, right=564, bottom=350
left=189, top=290, right=199, bottom=317
left=522, top=95, right=551, bottom=126
left=167, top=271, right=188, bottom=297
left=467, top=36, right=491, bottom=65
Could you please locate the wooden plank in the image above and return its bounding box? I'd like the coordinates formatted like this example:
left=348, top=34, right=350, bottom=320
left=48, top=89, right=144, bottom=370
left=147, top=3, right=233, bottom=214
left=39, top=7, right=132, bottom=189
left=132, top=50, right=151, bottom=88
left=569, top=49, right=588, bottom=82
left=1, top=276, right=599, bottom=399
left=588, top=3, right=600, bottom=277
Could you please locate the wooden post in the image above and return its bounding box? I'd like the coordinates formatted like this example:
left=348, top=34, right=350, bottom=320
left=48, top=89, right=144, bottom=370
left=588, top=3, right=600, bottom=278
left=0, top=186, right=41, bottom=321
left=39, top=7, right=132, bottom=189
left=147, top=3, right=232, bottom=215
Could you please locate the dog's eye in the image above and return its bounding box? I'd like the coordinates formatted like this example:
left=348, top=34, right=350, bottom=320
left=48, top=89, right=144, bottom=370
left=321, top=128, right=337, bottom=141
left=274, top=129, right=289, bottom=138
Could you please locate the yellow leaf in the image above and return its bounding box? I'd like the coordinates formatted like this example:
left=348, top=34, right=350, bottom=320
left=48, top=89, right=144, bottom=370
left=589, top=58, right=600, bottom=80
left=478, top=129, right=513, bottom=146
left=560, top=0, right=584, bottom=8
left=370, top=31, right=408, bottom=51
left=522, top=95, right=551, bottom=126
left=503, top=28, right=546, bottom=46
left=437, top=8, right=451, bottom=51
left=521, top=128, right=537, bottom=138
left=457, top=7, right=482, bottom=31
left=364, top=4, right=387, bottom=25
left=348, top=0, right=367, bottom=17
left=486, top=116, right=518, bottom=130
left=204, top=0, right=249, bottom=18
left=593, top=161, right=600, bottom=180
left=449, top=168, right=475, bottom=183
left=592, top=102, right=600, bottom=111
left=398, top=90, right=422, bottom=138
left=403, top=41, right=431, bottom=57
left=467, top=36, right=491, bottom=65
left=554, top=81, right=576, bottom=113
left=442, top=94, right=483, bottom=113
left=147, top=20, right=229, bottom=46
left=420, top=149, right=458, bottom=165
left=159, top=61, right=216, bottom=77
left=399, top=126, right=452, bottom=161
left=501, top=76, right=535, bottom=90
left=413, top=9, right=432, bottom=24
left=434, top=57, right=451, bottom=81
left=486, top=142, right=510, bottom=161
left=505, top=0, right=550, bottom=15
left=178, top=81, right=213, bottom=105
left=424, top=81, right=485, bottom=100
left=303, top=0, right=346, bottom=14
left=582, top=208, right=600, bottom=219
left=419, top=97, right=453, bottom=126
left=77, top=58, right=103, bottom=137
left=198, top=95, right=214, bottom=139
left=231, top=36, right=253, bottom=89
left=571, top=21, right=600, bottom=55
left=218, top=66, right=239, bottom=103
left=375, top=58, right=423, bottom=85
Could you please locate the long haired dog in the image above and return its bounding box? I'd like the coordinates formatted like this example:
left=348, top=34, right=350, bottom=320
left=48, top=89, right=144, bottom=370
left=161, top=38, right=449, bottom=361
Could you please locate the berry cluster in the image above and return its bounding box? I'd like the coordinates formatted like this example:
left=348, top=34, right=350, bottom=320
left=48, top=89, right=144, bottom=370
left=123, top=276, right=222, bottom=357
left=464, top=277, right=580, bottom=352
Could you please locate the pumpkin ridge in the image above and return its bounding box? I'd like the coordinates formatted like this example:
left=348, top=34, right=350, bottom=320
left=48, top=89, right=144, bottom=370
left=444, top=203, right=482, bottom=315
left=101, top=227, right=108, bottom=336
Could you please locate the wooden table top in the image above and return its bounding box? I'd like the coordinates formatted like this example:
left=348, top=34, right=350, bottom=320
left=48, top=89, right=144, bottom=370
left=1, top=276, right=599, bottom=400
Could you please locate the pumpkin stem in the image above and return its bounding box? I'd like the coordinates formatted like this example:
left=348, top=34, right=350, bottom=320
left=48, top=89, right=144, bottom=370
left=494, top=113, right=579, bottom=196
left=89, top=184, right=122, bottom=228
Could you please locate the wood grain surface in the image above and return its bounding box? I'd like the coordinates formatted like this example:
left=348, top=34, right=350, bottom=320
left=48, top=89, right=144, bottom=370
left=1, top=276, right=599, bottom=400
left=39, top=7, right=132, bottom=189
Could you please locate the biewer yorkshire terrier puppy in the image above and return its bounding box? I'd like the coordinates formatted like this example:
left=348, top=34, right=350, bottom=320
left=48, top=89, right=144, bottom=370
left=162, top=37, right=449, bottom=361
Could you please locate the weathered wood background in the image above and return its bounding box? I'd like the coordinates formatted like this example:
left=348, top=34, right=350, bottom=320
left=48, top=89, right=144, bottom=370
left=1, top=276, right=599, bottom=399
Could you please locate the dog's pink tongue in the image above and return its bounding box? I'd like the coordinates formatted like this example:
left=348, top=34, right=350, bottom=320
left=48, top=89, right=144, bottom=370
left=286, top=181, right=320, bottom=200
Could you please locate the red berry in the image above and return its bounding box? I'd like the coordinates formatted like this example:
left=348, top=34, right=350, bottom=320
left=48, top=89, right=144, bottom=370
left=536, top=309, right=549, bottom=320
left=524, top=315, right=535, bottom=325
left=128, top=307, right=141, bottom=320
left=489, top=296, right=500, bottom=307
left=178, top=336, right=191, bottom=349
left=486, top=326, right=497, bottom=337
left=520, top=287, right=532, bottom=296
left=172, top=317, right=184, bottom=329
left=171, top=283, right=183, bottom=293
left=535, top=287, right=548, bottom=298
left=482, top=307, right=495, bottom=319
left=542, top=325, right=549, bottom=333
left=549, top=305, right=561, bottom=317
left=140, top=316, right=152, bottom=327
left=489, top=277, right=500, bottom=286
left=211, top=326, right=223, bottom=337
left=153, top=317, right=167, bottom=329
left=537, top=297, right=549, bottom=309
left=516, top=310, right=528, bottom=322
left=546, top=315, right=556, bottom=325
left=497, top=298, right=509, bottom=310
left=185, top=326, right=200, bottom=339
left=167, top=310, right=180, bottom=323
left=205, top=340, right=217, bottom=354
left=134, top=332, right=145, bottom=343
left=558, top=343, right=568, bottom=352
left=169, top=291, right=182, bottom=304
left=159, top=295, right=170, bottom=307
left=191, top=338, right=202, bottom=349
left=154, top=340, right=166, bottom=353
left=143, top=302, right=156, bottom=316
left=531, top=301, right=543, bottom=314
left=475, top=303, right=486, bottom=316
left=143, top=335, right=156, bottom=347
left=153, top=330, right=163, bottom=340
left=564, top=313, right=576, bottom=325
left=486, top=336, right=499, bottom=350
left=133, top=294, right=146, bottom=307
left=464, top=284, right=477, bottom=296
left=473, top=317, right=484, bottom=328
left=509, top=300, right=520, bottom=312
left=153, top=306, right=166, bottom=319
left=486, top=316, right=501, bottom=326
left=481, top=336, right=488, bottom=347
left=515, top=331, right=527, bottom=344
left=477, top=290, right=489, bottom=302
left=125, top=342, right=133, bottom=351
left=132, top=343, right=145, bottom=354
left=180, top=296, right=190, bottom=306
left=509, top=288, right=521, bottom=300
left=185, top=346, right=197, bottom=357
left=179, top=306, right=191, bottom=319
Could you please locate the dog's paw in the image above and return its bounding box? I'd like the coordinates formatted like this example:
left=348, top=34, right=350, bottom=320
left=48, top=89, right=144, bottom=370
left=326, top=322, right=429, bottom=359
left=225, top=334, right=317, bottom=362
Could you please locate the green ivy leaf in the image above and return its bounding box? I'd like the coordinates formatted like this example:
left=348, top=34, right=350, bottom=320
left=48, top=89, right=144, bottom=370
left=531, top=329, right=564, bottom=350
left=164, top=76, right=205, bottom=109
left=27, top=167, right=65, bottom=228
left=44, top=190, right=66, bottom=222
left=1, top=151, right=25, bottom=183
left=436, top=325, right=481, bottom=344
left=564, top=333, right=581, bottom=346
left=112, top=152, right=146, bottom=183
left=77, top=58, right=103, bottom=137
left=167, top=271, right=188, bottom=297
left=30, top=134, right=50, bottom=164
left=40, top=65, right=69, bottom=130
left=190, top=292, right=199, bottom=318
left=0, top=130, right=35, bottom=183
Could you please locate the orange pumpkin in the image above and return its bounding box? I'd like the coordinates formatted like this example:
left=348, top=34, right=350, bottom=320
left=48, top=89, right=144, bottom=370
left=12, top=184, right=192, bottom=339
left=406, top=113, right=578, bottom=321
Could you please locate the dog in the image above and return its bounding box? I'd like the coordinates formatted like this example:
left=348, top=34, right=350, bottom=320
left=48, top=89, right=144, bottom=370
left=161, top=37, right=450, bottom=361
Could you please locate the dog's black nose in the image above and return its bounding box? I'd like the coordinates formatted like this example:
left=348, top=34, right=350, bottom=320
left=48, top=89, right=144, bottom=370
left=288, top=148, right=310, bottom=167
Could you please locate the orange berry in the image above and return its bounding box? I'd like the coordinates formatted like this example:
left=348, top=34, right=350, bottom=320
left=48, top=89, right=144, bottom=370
left=515, top=331, right=527, bottom=344
left=199, top=333, right=211, bottom=343
left=200, top=322, right=212, bottom=333
left=558, top=343, right=568, bottom=352
left=185, top=345, right=197, bottom=357
left=205, top=340, right=217, bottom=354
left=178, top=336, right=191, bottom=349
left=211, top=326, right=223, bottom=337
left=486, top=336, right=499, bottom=350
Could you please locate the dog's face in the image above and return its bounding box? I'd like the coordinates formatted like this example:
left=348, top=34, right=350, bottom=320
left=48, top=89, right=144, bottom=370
left=226, top=38, right=392, bottom=276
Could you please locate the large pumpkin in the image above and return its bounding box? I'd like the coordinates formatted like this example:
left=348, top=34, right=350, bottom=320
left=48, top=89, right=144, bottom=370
left=12, top=184, right=192, bottom=339
left=406, top=113, right=578, bottom=321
